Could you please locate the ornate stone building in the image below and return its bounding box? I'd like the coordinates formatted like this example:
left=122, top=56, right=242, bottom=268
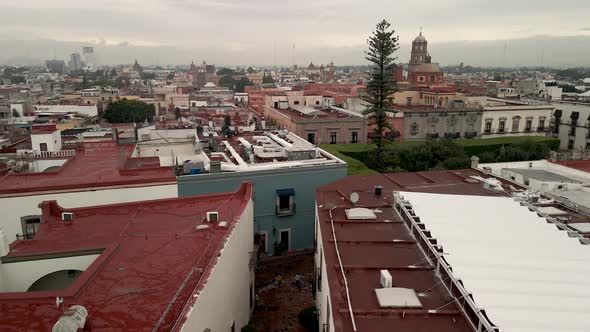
left=402, top=107, right=482, bottom=140
left=407, top=30, right=444, bottom=86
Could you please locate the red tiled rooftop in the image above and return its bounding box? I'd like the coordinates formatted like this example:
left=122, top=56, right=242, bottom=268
left=316, top=169, right=518, bottom=332
left=0, top=141, right=176, bottom=196
left=0, top=182, right=252, bottom=331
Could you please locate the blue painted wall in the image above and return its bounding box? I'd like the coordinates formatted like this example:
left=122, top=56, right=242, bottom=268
left=177, top=164, right=347, bottom=254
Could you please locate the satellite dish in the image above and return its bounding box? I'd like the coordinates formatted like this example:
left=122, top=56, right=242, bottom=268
left=350, top=192, right=359, bottom=204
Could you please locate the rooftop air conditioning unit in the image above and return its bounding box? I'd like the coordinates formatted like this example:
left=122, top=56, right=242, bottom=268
left=62, top=212, right=74, bottom=221
left=380, top=270, right=392, bottom=288
left=206, top=212, right=219, bottom=222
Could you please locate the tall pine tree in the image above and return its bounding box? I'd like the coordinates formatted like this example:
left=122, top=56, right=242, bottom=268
left=363, top=19, right=399, bottom=171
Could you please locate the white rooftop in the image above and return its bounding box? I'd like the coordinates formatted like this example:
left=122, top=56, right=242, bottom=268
left=569, top=223, right=590, bottom=233
left=402, top=191, right=590, bottom=332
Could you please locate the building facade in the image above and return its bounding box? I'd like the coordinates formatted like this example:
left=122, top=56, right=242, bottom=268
left=403, top=108, right=482, bottom=140
left=551, top=101, right=590, bottom=150
left=480, top=104, right=554, bottom=138
left=407, top=31, right=444, bottom=86
left=178, top=162, right=346, bottom=255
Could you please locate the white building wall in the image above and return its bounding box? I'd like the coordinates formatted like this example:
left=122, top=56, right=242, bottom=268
left=480, top=160, right=590, bottom=182
left=0, top=184, right=178, bottom=242
left=31, top=131, right=62, bottom=152
left=480, top=106, right=554, bottom=139
left=314, top=206, right=334, bottom=332
left=0, top=254, right=99, bottom=292
left=134, top=142, right=195, bottom=158
left=551, top=102, right=590, bottom=150
left=180, top=199, right=254, bottom=332
left=33, top=105, right=98, bottom=117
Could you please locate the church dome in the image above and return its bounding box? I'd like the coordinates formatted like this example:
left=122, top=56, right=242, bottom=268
left=414, top=32, right=427, bottom=43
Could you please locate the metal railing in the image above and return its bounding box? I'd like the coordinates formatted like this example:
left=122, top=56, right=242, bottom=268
left=393, top=192, right=499, bottom=332
left=16, top=233, right=34, bottom=240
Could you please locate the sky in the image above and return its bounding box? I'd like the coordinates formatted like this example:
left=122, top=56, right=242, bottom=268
left=1, top=0, right=589, bottom=66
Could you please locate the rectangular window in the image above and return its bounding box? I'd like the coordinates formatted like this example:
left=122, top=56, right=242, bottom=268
left=351, top=131, right=358, bottom=143
left=586, top=142, right=590, bottom=150
left=568, top=140, right=575, bottom=149
left=485, top=120, right=492, bottom=133
left=315, top=101, right=320, bottom=105
left=498, top=120, right=505, bottom=133
left=20, top=216, right=41, bottom=240
left=525, top=119, right=532, bottom=132
left=330, top=132, right=337, bottom=144
left=538, top=118, right=545, bottom=130
left=276, top=189, right=295, bottom=216
left=307, top=133, right=315, bottom=144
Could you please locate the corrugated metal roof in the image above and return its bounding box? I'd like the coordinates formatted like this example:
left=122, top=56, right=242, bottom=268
left=402, top=191, right=590, bottom=331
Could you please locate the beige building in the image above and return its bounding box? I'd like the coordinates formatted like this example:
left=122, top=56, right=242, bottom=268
left=262, top=104, right=368, bottom=145
left=265, top=90, right=324, bottom=109
left=393, top=90, right=466, bottom=108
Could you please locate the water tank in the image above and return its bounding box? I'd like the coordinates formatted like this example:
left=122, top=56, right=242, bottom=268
left=52, top=305, right=88, bottom=332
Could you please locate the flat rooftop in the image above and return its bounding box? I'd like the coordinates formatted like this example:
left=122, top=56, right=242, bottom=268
left=316, top=169, right=520, bottom=332
left=0, top=141, right=176, bottom=196
left=192, top=130, right=344, bottom=174
left=504, top=168, right=581, bottom=183
left=0, top=182, right=252, bottom=331
left=271, top=107, right=363, bottom=121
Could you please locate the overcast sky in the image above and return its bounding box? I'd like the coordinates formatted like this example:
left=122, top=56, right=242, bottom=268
left=1, top=0, right=589, bottom=66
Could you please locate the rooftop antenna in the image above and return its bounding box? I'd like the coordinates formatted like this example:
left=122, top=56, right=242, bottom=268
left=274, top=40, right=277, bottom=71
left=292, top=42, right=295, bottom=68
left=503, top=40, right=507, bottom=67
left=350, top=192, right=359, bottom=205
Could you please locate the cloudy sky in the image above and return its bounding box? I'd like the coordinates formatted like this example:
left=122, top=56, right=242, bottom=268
left=1, top=0, right=589, bottom=66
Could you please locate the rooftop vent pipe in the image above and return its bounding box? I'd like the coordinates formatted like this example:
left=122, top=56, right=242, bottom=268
left=374, top=185, right=382, bottom=196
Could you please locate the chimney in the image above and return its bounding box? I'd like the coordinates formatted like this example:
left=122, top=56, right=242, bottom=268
left=374, top=185, right=382, bottom=196
left=470, top=156, right=479, bottom=169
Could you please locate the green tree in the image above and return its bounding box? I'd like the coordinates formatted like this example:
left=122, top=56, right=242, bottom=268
left=217, top=67, right=235, bottom=76
left=235, top=77, right=252, bottom=93
left=141, top=72, right=156, bottom=80
left=246, top=66, right=255, bottom=74
left=82, top=73, right=88, bottom=89
left=219, top=75, right=235, bottom=90
left=102, top=99, right=155, bottom=123
left=262, top=72, right=275, bottom=84
left=362, top=19, right=399, bottom=171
